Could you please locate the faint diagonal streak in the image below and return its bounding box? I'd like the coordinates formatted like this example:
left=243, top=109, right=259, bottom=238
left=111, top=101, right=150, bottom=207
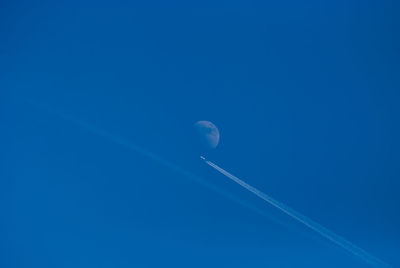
left=26, top=99, right=327, bottom=246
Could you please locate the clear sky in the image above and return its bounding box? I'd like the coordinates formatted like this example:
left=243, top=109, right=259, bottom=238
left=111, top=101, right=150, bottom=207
left=1, top=1, right=399, bottom=267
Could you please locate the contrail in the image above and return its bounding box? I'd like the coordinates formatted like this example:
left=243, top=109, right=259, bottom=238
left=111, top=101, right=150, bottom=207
left=26, top=100, right=390, bottom=266
left=201, top=156, right=391, bottom=268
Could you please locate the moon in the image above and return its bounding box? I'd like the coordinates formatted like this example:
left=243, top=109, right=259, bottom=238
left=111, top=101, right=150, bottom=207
left=194, top=120, right=220, bottom=149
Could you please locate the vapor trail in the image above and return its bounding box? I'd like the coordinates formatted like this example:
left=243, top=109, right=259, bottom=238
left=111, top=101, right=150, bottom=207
left=202, top=157, right=391, bottom=268
left=27, top=100, right=390, bottom=266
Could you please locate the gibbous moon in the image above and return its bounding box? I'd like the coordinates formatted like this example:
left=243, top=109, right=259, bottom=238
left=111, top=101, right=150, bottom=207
left=194, top=120, right=220, bottom=149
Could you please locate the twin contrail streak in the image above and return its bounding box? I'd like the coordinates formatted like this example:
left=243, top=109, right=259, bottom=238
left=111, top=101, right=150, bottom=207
left=202, top=156, right=391, bottom=268
left=27, top=100, right=390, bottom=267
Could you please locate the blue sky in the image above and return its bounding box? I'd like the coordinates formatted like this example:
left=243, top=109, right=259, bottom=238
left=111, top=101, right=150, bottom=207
left=1, top=1, right=400, bottom=267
